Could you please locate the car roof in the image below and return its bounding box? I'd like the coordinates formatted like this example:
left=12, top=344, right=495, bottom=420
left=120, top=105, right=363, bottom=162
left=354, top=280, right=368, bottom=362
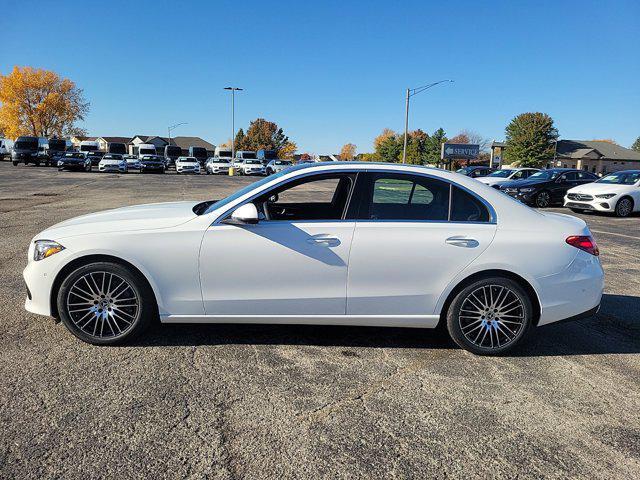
left=604, top=169, right=640, bottom=174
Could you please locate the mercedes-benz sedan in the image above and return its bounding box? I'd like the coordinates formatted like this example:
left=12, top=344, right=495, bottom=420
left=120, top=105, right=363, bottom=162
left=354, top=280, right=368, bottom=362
left=23, top=162, right=604, bottom=355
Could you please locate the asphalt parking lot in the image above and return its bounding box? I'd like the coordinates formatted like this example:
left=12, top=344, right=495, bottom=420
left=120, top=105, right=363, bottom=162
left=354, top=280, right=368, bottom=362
left=1, top=162, right=639, bottom=479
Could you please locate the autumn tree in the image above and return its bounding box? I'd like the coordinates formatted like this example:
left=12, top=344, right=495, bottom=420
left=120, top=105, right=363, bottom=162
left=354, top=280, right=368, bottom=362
left=373, top=128, right=396, bottom=150
left=242, top=118, right=289, bottom=151
left=0, top=66, right=89, bottom=138
left=590, top=139, right=618, bottom=145
left=375, top=130, right=402, bottom=163
left=632, top=136, right=640, bottom=152
left=299, top=153, right=312, bottom=161
left=504, top=113, right=558, bottom=167
left=278, top=140, right=297, bottom=159
left=340, top=143, right=356, bottom=160
left=234, top=128, right=246, bottom=150
left=448, top=132, right=470, bottom=144
left=219, top=138, right=232, bottom=148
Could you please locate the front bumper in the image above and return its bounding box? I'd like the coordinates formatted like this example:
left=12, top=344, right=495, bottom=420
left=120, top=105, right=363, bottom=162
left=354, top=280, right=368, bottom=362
left=23, top=248, right=73, bottom=317
left=564, top=197, right=616, bottom=212
left=177, top=166, right=200, bottom=174
left=243, top=168, right=265, bottom=175
left=502, top=189, right=536, bottom=204
left=99, top=165, right=126, bottom=172
left=58, top=162, right=86, bottom=170
left=141, top=165, right=164, bottom=172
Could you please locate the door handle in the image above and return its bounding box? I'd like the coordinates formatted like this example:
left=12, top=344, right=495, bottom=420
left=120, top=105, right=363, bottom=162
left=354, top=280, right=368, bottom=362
left=307, top=236, right=340, bottom=247
left=445, top=236, right=479, bottom=248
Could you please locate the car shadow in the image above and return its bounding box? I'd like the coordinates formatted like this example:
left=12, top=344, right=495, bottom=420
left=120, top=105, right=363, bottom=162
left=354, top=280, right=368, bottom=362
left=130, top=294, right=639, bottom=356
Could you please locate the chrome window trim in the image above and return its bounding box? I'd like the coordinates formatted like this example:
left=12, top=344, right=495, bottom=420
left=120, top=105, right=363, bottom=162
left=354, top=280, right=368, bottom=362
left=211, top=167, right=497, bottom=226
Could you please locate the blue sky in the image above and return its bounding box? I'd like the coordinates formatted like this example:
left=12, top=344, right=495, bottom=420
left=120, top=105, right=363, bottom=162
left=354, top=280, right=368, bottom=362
left=1, top=0, right=638, bottom=153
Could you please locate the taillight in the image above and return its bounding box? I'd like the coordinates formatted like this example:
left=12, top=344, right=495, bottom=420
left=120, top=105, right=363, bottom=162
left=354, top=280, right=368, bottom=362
left=566, top=235, right=599, bottom=256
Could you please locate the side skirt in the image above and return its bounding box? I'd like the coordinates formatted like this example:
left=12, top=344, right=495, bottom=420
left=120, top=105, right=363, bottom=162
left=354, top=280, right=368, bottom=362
left=160, top=314, right=440, bottom=328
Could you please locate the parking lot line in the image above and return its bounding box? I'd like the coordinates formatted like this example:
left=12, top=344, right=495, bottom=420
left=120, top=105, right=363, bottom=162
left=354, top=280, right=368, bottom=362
left=590, top=230, right=640, bottom=241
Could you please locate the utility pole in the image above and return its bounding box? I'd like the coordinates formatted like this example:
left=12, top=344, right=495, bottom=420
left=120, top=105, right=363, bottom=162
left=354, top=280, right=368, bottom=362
left=402, top=80, right=454, bottom=164
left=168, top=122, right=187, bottom=146
left=224, top=87, right=243, bottom=159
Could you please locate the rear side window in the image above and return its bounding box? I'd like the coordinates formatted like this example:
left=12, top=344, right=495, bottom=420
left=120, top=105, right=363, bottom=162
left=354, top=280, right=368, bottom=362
left=450, top=186, right=490, bottom=222
left=362, top=174, right=449, bottom=221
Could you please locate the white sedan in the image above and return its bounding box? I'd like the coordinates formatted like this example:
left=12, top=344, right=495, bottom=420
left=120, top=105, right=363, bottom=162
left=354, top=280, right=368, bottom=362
left=176, top=156, right=201, bottom=174
left=98, top=154, right=128, bottom=173
left=476, top=168, right=540, bottom=188
left=564, top=170, right=640, bottom=217
left=23, top=162, right=604, bottom=355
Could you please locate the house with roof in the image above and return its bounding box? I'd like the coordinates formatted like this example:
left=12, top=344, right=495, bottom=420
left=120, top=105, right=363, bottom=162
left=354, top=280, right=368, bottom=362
left=491, top=140, right=640, bottom=174
left=96, top=136, right=132, bottom=152
left=128, top=135, right=216, bottom=156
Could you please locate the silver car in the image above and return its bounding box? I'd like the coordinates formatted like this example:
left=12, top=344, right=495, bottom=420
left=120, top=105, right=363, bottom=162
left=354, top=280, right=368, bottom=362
left=266, top=159, right=293, bottom=175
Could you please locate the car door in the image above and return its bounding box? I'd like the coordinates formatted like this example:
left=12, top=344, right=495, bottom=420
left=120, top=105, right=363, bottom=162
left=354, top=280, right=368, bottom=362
left=552, top=172, right=578, bottom=201
left=346, top=172, right=497, bottom=317
left=199, top=172, right=357, bottom=316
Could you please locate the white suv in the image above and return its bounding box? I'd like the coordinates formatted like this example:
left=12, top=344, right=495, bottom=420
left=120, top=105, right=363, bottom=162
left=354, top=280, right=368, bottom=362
left=176, top=156, right=201, bottom=174
left=564, top=170, right=640, bottom=217
left=476, top=168, right=540, bottom=188
left=98, top=154, right=128, bottom=173
left=240, top=159, right=266, bottom=176
left=205, top=157, right=232, bottom=175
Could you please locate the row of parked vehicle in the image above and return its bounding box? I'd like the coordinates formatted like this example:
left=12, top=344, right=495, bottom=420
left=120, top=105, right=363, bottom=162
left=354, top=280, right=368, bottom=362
left=457, top=165, right=640, bottom=217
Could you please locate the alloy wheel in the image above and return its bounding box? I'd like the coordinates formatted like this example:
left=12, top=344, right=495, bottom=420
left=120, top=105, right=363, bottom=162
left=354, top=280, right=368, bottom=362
left=617, top=198, right=632, bottom=217
left=535, top=191, right=550, bottom=208
left=458, top=284, right=526, bottom=350
left=65, top=271, right=140, bottom=339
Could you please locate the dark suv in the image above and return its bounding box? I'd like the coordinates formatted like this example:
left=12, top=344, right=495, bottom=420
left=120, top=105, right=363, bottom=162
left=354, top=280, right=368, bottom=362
left=499, top=168, right=598, bottom=208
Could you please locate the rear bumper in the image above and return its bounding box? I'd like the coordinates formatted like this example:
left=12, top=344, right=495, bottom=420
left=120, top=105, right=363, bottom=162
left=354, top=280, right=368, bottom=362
left=538, top=304, right=600, bottom=327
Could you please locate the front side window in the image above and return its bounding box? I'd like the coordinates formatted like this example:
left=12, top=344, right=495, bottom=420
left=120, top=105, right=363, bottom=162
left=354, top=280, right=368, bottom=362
left=255, top=173, right=355, bottom=221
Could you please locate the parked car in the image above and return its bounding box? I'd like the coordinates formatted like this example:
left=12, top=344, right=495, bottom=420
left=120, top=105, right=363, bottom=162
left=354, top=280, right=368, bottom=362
left=265, top=159, right=293, bottom=175
left=139, top=155, right=166, bottom=174
left=164, top=145, right=182, bottom=168
left=564, top=170, right=640, bottom=217
left=57, top=152, right=92, bottom=172
left=500, top=168, right=598, bottom=208
left=205, top=157, right=232, bottom=175
left=124, top=154, right=141, bottom=171
left=86, top=151, right=105, bottom=167
left=24, top=162, right=603, bottom=355
left=0, top=138, right=14, bottom=160
left=257, top=149, right=279, bottom=166
left=176, top=156, right=200, bottom=174
left=11, top=136, right=45, bottom=166
left=476, top=168, right=540, bottom=188
left=98, top=154, right=128, bottom=173
left=456, top=166, right=496, bottom=178
left=189, top=146, right=208, bottom=166
left=239, top=158, right=266, bottom=176
left=234, top=150, right=257, bottom=171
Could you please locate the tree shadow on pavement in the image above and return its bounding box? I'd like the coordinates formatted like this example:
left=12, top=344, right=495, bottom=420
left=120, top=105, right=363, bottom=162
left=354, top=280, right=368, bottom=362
left=131, top=294, right=639, bottom=356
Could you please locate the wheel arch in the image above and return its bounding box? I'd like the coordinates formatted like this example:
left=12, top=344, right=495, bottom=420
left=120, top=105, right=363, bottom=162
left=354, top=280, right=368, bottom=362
left=49, top=254, right=159, bottom=319
left=617, top=195, right=635, bottom=209
left=437, top=269, right=542, bottom=328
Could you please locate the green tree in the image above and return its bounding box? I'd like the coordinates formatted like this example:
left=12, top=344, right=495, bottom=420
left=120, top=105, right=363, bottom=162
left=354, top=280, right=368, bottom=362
left=504, top=112, right=559, bottom=167
left=424, top=128, right=447, bottom=164
left=405, top=129, right=430, bottom=165
left=376, top=133, right=402, bottom=163
left=632, top=136, right=640, bottom=152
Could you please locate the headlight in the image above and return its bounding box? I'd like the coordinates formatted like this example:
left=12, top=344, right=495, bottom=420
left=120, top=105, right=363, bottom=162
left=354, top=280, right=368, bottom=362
left=595, top=193, right=616, bottom=199
left=33, top=240, right=65, bottom=261
left=519, top=187, right=535, bottom=192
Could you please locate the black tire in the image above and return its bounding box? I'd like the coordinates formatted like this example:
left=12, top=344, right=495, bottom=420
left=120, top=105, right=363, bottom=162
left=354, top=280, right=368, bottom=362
left=534, top=191, right=551, bottom=208
left=57, top=262, right=155, bottom=345
left=446, top=277, right=533, bottom=355
left=12, top=161, right=18, bottom=166
left=34, top=161, right=41, bottom=167
left=615, top=197, right=633, bottom=217
left=58, top=167, right=64, bottom=171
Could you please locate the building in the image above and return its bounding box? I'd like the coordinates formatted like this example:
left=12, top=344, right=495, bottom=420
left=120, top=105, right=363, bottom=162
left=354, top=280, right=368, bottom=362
left=490, top=139, right=640, bottom=174
left=96, top=136, right=132, bottom=152
left=128, top=135, right=216, bottom=156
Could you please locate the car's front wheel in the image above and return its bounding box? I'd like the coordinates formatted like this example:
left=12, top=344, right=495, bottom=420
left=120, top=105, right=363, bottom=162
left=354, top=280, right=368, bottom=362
left=446, top=277, right=533, bottom=355
left=534, top=191, right=551, bottom=208
left=615, top=197, right=633, bottom=217
left=57, top=262, right=155, bottom=345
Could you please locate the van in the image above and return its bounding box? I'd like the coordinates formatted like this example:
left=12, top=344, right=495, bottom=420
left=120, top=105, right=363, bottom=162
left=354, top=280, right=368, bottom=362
left=46, top=138, right=68, bottom=166
left=164, top=145, right=182, bottom=167
left=107, top=142, right=127, bottom=155
left=136, top=143, right=157, bottom=157
left=257, top=149, right=279, bottom=166
left=12, top=136, right=47, bottom=166
left=189, top=146, right=208, bottom=165
left=0, top=138, right=14, bottom=160
left=79, top=140, right=100, bottom=153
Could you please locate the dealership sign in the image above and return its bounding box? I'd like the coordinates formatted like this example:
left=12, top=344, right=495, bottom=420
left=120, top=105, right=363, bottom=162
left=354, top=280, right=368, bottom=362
left=441, top=143, right=480, bottom=160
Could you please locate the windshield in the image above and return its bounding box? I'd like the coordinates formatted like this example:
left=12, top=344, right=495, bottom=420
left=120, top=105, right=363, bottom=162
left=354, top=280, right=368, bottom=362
left=597, top=172, right=640, bottom=185
left=80, top=144, right=98, bottom=152
left=487, top=169, right=514, bottom=178
left=103, top=154, right=122, bottom=160
left=241, top=152, right=257, bottom=159
left=456, top=167, right=473, bottom=174
left=15, top=140, right=38, bottom=150
left=65, top=153, right=84, bottom=158
left=246, top=159, right=261, bottom=164
left=275, top=160, right=291, bottom=165
left=166, top=146, right=181, bottom=156
left=213, top=158, right=230, bottom=163
left=529, top=170, right=559, bottom=180
left=48, top=140, right=66, bottom=151
left=261, top=151, right=278, bottom=160
left=180, top=157, right=197, bottom=162
left=108, top=143, right=127, bottom=154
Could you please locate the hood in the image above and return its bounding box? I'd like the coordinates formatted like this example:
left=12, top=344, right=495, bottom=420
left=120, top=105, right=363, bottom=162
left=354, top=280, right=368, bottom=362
left=500, top=178, right=549, bottom=189
left=477, top=177, right=508, bottom=186
left=38, top=201, right=199, bottom=240
left=100, top=159, right=122, bottom=165
left=568, top=182, right=630, bottom=194
left=61, top=157, right=86, bottom=163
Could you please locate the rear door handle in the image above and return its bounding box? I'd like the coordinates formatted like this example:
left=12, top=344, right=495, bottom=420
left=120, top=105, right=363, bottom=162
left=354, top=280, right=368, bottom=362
left=445, top=236, right=479, bottom=248
left=307, top=235, right=341, bottom=247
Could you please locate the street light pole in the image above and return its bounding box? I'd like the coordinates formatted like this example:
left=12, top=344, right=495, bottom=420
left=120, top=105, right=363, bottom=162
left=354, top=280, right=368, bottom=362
left=168, top=122, right=187, bottom=146
left=402, top=79, right=454, bottom=164
left=224, top=87, right=243, bottom=159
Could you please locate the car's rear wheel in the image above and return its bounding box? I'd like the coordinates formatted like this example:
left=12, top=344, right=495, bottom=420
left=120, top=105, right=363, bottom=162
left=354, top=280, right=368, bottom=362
left=615, top=197, right=633, bottom=217
left=57, top=262, right=155, bottom=345
left=534, top=191, right=551, bottom=208
left=446, top=277, right=533, bottom=355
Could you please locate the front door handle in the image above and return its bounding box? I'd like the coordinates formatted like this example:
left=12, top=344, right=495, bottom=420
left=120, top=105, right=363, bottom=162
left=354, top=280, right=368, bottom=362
left=307, top=235, right=341, bottom=247
left=445, top=236, right=479, bottom=248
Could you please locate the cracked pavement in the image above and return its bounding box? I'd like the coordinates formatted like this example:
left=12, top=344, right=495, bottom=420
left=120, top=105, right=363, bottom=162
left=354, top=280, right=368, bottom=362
left=1, top=162, right=639, bottom=479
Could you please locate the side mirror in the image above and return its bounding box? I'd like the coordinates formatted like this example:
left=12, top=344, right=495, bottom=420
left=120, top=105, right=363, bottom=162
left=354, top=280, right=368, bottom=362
left=224, top=203, right=259, bottom=225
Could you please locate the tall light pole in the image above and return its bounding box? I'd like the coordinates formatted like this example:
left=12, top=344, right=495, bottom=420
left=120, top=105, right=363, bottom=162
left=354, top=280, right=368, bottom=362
left=402, top=80, right=454, bottom=164
left=168, top=122, right=187, bottom=145
left=224, top=87, right=243, bottom=159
